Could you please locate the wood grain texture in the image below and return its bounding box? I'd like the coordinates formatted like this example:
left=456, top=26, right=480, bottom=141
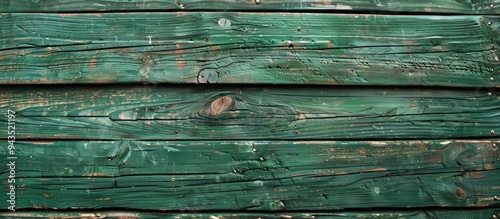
left=0, top=140, right=499, bottom=210
left=1, top=209, right=500, bottom=219
left=1, top=13, right=499, bottom=86
left=1, top=85, right=499, bottom=140
left=2, top=0, right=500, bottom=14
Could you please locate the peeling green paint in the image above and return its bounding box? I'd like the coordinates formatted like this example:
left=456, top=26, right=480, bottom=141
left=0, top=13, right=498, bottom=86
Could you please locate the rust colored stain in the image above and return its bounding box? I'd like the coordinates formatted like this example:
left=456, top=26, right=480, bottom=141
left=59, top=13, right=102, bottom=17
left=428, top=154, right=443, bottom=163
left=465, top=172, right=485, bottom=179
left=222, top=76, right=239, bottom=83
left=212, top=46, right=221, bottom=51
left=485, top=162, right=495, bottom=170
left=176, top=58, right=186, bottom=70
left=175, top=43, right=184, bottom=55
left=92, top=75, right=114, bottom=83
left=365, top=168, right=388, bottom=172
left=455, top=187, right=468, bottom=199
left=89, top=56, right=98, bottom=68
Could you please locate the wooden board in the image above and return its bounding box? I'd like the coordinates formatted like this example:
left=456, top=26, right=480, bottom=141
left=1, top=209, right=500, bottom=219
left=0, top=140, right=498, bottom=210
left=1, top=13, right=499, bottom=87
left=2, top=0, right=500, bottom=14
left=1, top=85, right=499, bottom=140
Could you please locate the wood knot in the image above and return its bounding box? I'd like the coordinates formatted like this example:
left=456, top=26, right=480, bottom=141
left=455, top=187, right=467, bottom=199
left=208, top=96, right=233, bottom=116
left=218, top=18, right=232, bottom=28
left=198, top=69, right=219, bottom=83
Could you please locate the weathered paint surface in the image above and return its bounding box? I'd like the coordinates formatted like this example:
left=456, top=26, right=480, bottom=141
left=0, top=140, right=498, bottom=210
left=2, top=0, right=500, bottom=14
left=1, top=0, right=500, bottom=217
left=0, top=13, right=499, bottom=86
left=0, top=86, right=499, bottom=140
left=1, top=209, right=500, bottom=218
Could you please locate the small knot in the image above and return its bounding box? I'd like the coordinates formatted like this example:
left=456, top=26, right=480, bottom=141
left=218, top=18, right=232, bottom=28
left=208, top=96, right=233, bottom=116
left=198, top=69, right=219, bottom=83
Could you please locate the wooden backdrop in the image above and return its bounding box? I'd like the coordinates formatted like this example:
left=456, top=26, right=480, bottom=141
left=1, top=0, right=500, bottom=218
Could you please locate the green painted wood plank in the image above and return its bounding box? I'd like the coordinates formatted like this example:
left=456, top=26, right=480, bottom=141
left=1, top=209, right=500, bottom=219
left=1, top=13, right=499, bottom=86
left=0, top=140, right=499, bottom=210
left=2, top=0, right=500, bottom=14
left=1, top=85, right=499, bottom=140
